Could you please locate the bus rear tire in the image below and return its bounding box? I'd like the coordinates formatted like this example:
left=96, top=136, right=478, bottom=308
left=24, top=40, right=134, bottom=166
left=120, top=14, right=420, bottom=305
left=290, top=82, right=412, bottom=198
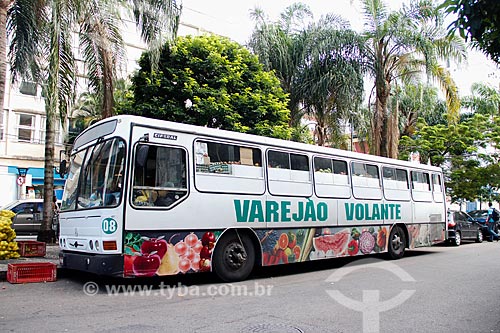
left=387, top=226, right=406, bottom=260
left=213, top=231, right=255, bottom=282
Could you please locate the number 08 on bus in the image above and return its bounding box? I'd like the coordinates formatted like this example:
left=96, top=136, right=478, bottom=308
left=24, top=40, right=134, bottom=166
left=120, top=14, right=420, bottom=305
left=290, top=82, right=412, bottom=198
left=58, top=115, right=446, bottom=282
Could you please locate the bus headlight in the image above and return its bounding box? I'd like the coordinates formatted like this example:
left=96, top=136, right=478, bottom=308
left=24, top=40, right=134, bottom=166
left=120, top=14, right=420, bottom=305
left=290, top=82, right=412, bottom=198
left=95, top=240, right=100, bottom=251
left=89, top=240, right=94, bottom=250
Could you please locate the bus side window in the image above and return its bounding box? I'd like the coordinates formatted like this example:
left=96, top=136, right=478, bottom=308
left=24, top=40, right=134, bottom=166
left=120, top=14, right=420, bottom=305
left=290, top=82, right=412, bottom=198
left=132, top=144, right=187, bottom=208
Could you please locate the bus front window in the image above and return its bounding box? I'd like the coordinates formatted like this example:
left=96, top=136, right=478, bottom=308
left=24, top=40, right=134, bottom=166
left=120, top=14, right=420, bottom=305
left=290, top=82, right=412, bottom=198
left=62, top=138, right=125, bottom=210
left=61, top=150, right=85, bottom=211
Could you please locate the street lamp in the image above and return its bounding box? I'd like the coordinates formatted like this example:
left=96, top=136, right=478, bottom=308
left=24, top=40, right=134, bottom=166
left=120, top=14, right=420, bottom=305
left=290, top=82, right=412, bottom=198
left=17, top=167, right=28, bottom=177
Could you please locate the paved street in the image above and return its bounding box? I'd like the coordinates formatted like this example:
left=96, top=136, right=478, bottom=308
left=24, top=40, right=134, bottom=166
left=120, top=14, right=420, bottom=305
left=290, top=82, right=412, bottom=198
left=1, top=241, right=500, bottom=333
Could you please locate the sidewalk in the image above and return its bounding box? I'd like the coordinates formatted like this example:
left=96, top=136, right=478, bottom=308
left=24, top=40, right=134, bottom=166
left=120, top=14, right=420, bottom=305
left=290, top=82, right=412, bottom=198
left=0, top=244, right=60, bottom=280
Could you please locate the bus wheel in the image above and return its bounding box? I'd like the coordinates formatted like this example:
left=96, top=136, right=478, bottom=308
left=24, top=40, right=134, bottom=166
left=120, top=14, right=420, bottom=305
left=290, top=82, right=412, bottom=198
left=388, top=226, right=406, bottom=260
left=213, top=231, right=255, bottom=282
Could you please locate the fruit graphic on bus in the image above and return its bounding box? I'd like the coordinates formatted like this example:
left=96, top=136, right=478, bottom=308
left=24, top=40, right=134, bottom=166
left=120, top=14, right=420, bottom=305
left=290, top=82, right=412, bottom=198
left=132, top=251, right=161, bottom=276
left=140, top=236, right=168, bottom=258
left=201, top=232, right=216, bottom=246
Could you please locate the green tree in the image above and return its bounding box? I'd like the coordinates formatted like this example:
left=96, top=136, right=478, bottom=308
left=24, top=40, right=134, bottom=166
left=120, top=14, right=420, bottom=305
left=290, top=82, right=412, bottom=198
left=80, top=0, right=181, bottom=119
left=0, top=1, right=12, bottom=127
left=8, top=0, right=82, bottom=242
left=462, top=82, right=500, bottom=116
left=248, top=3, right=313, bottom=127
left=6, top=0, right=180, bottom=242
left=297, top=16, right=365, bottom=146
left=363, top=0, right=466, bottom=158
left=442, top=0, right=500, bottom=64
left=392, top=82, right=447, bottom=138
left=249, top=4, right=366, bottom=146
left=129, top=35, right=291, bottom=139
left=399, top=113, right=500, bottom=203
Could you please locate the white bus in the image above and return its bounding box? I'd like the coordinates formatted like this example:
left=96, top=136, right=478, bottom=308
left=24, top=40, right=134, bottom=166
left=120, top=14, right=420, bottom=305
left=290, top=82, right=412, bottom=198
left=59, top=115, right=446, bottom=281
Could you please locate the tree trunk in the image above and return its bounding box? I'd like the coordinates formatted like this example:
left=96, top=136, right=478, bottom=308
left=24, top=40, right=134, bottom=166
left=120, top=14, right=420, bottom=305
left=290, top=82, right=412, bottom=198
left=38, top=114, right=56, bottom=243
left=38, top=0, right=60, bottom=243
left=387, top=103, right=399, bottom=159
left=372, top=86, right=390, bottom=157
left=101, top=48, right=114, bottom=118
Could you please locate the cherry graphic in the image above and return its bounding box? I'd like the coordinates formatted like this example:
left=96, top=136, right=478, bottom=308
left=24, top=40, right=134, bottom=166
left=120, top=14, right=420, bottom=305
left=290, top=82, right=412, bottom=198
left=201, top=232, right=216, bottom=246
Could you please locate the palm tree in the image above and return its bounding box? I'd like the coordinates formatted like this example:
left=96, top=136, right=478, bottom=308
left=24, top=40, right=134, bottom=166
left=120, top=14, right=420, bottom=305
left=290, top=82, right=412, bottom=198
left=249, top=3, right=313, bottom=127
left=0, top=1, right=12, bottom=117
left=6, top=0, right=180, bottom=242
left=298, top=15, right=365, bottom=146
left=80, top=0, right=181, bottom=119
left=362, top=0, right=466, bottom=157
left=249, top=4, right=366, bottom=145
left=462, top=82, right=500, bottom=116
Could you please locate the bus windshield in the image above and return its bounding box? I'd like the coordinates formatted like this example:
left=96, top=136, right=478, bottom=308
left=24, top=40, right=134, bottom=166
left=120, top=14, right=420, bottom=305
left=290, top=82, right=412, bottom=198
left=61, top=138, right=125, bottom=211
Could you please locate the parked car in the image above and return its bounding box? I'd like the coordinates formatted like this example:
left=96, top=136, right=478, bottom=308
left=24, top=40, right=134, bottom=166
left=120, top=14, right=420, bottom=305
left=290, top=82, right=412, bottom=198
left=447, top=210, right=487, bottom=246
left=0, top=199, right=60, bottom=235
left=468, top=209, right=499, bottom=233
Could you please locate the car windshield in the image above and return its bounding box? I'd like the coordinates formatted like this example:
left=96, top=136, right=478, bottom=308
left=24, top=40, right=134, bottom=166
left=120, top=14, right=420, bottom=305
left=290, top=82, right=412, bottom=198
left=469, top=210, right=487, bottom=218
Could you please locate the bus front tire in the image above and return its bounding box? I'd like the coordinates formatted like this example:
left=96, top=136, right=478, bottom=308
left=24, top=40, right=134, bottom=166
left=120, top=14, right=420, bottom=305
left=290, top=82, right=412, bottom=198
left=213, top=231, right=255, bottom=282
left=387, top=226, right=406, bottom=260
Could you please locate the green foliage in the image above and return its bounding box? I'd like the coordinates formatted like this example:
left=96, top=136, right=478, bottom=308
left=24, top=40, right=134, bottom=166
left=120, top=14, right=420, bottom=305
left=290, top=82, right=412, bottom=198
left=399, top=113, right=500, bottom=202
left=130, top=35, right=291, bottom=139
left=249, top=5, right=366, bottom=145
left=443, top=0, right=500, bottom=64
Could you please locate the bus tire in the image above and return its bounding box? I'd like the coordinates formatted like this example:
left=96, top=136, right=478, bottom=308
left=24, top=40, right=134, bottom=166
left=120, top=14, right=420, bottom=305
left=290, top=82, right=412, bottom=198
left=213, top=231, right=255, bottom=282
left=387, top=226, right=406, bottom=260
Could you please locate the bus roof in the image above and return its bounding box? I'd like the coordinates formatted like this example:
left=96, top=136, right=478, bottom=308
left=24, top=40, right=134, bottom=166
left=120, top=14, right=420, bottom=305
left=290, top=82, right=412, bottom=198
left=76, top=114, right=442, bottom=172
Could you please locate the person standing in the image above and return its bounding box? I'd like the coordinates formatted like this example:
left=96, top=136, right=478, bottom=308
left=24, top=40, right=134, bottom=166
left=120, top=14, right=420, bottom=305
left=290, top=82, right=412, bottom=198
left=486, top=202, right=499, bottom=241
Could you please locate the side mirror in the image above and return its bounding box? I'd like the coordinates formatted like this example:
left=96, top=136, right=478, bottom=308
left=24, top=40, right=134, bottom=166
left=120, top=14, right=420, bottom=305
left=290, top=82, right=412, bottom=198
left=58, top=160, right=67, bottom=177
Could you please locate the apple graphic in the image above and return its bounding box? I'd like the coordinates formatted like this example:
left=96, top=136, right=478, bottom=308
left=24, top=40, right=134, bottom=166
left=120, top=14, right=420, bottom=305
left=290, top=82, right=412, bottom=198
left=140, top=236, right=168, bottom=258
left=201, top=232, right=216, bottom=246
left=132, top=251, right=161, bottom=277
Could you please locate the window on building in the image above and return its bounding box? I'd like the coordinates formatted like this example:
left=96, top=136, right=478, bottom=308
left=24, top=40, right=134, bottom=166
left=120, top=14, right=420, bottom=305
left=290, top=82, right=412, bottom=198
left=17, top=113, right=35, bottom=142
left=40, top=117, right=63, bottom=144
left=19, top=81, right=37, bottom=96
left=0, top=110, right=5, bottom=141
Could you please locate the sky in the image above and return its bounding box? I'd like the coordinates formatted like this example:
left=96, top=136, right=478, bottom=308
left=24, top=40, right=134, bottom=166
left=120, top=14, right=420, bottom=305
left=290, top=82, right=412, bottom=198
left=180, top=0, right=500, bottom=97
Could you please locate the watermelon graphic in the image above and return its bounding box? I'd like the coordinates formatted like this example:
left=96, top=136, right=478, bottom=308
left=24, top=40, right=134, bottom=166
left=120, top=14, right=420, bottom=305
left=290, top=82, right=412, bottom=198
left=312, top=229, right=350, bottom=258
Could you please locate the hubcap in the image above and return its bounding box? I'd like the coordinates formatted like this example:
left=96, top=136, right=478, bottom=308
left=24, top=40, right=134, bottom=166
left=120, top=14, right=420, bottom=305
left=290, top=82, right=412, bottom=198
left=391, top=233, right=402, bottom=251
left=224, top=242, right=247, bottom=270
left=456, top=233, right=461, bottom=245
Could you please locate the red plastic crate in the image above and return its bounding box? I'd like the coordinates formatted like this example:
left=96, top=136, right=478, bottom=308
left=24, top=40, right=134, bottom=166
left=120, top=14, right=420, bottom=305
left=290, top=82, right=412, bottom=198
left=17, top=241, right=46, bottom=257
left=7, top=262, right=57, bottom=284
